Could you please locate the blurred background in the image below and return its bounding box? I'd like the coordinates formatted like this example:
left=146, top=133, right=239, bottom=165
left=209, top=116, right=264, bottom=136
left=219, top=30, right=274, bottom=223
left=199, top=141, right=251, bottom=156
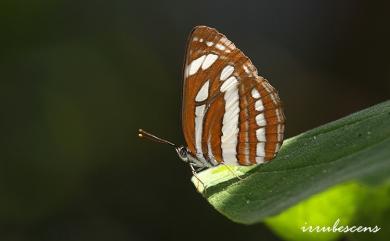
left=1, top=0, right=389, bottom=240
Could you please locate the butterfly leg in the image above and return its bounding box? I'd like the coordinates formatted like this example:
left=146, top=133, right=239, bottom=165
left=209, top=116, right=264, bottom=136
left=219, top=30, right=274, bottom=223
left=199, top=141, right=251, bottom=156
left=189, top=164, right=207, bottom=194
left=220, top=162, right=243, bottom=181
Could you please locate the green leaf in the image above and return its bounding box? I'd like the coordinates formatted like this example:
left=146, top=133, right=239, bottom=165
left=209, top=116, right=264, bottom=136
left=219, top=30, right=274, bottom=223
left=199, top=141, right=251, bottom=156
left=191, top=101, right=390, bottom=224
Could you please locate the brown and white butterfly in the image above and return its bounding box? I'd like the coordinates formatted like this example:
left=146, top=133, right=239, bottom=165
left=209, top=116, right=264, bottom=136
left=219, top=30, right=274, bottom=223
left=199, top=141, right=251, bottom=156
left=139, top=26, right=285, bottom=175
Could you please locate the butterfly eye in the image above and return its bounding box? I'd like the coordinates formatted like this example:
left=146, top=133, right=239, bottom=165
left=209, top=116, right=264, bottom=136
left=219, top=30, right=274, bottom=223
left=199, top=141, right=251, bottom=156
left=175, top=146, right=188, bottom=162
left=180, top=147, right=187, bottom=158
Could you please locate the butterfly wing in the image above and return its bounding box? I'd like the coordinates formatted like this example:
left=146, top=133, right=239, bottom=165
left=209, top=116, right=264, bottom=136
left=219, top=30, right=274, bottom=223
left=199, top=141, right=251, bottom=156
left=182, top=26, right=285, bottom=166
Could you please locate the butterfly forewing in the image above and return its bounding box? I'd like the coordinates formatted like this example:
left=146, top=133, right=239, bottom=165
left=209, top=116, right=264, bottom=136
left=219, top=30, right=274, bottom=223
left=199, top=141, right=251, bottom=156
left=182, top=26, right=285, bottom=167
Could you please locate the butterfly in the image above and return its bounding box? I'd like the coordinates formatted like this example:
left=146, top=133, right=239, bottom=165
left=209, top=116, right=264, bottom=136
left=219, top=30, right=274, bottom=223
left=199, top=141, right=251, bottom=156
left=139, top=26, right=285, bottom=179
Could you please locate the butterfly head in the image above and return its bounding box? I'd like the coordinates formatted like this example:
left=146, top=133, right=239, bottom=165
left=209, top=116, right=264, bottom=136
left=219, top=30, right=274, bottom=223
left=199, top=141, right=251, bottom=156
left=175, top=146, right=189, bottom=162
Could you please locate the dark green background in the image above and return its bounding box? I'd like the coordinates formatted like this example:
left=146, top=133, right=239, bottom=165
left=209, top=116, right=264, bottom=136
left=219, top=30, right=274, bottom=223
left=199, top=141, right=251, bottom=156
left=1, top=0, right=389, bottom=240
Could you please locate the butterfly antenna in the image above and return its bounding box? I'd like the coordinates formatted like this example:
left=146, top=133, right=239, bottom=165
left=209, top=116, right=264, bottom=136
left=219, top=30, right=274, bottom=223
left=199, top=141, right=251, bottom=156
left=138, top=129, right=177, bottom=147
